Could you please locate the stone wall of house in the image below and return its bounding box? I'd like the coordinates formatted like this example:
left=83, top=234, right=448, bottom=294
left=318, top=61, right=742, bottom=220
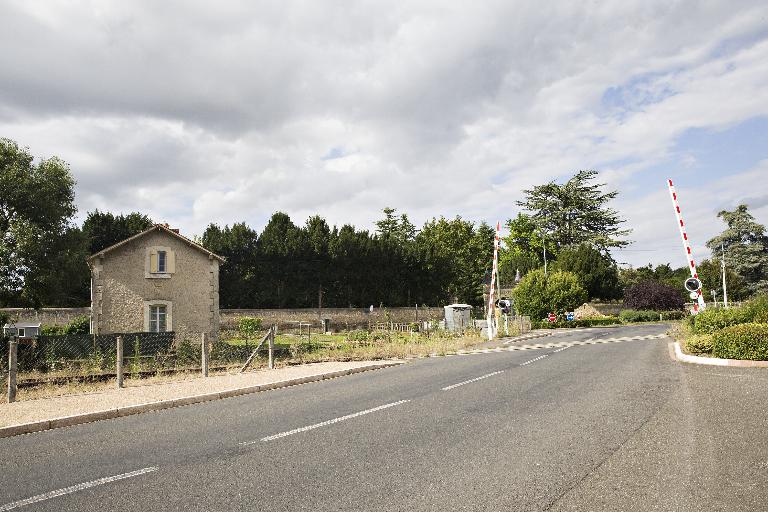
left=91, top=229, right=220, bottom=342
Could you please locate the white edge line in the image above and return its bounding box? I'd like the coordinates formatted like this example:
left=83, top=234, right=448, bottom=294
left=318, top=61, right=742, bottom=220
left=441, top=370, right=504, bottom=391
left=0, top=467, right=159, bottom=512
left=257, top=400, right=411, bottom=442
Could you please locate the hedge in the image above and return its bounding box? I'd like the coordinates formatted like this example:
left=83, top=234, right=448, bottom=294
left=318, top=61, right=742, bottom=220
left=711, top=323, right=768, bottom=361
left=692, top=307, right=752, bottom=334
left=619, top=309, right=686, bottom=322
left=534, top=317, right=621, bottom=329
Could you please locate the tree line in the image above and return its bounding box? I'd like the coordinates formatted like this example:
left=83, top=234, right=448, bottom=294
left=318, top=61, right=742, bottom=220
left=3, top=137, right=767, bottom=310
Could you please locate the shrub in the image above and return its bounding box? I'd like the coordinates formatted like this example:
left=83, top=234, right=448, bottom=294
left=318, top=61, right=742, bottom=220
left=712, top=323, right=768, bottom=360
left=534, top=317, right=620, bottom=329
left=619, top=309, right=686, bottom=322
left=237, top=317, right=263, bottom=346
left=744, top=294, right=768, bottom=322
left=623, top=280, right=684, bottom=311
left=513, top=269, right=587, bottom=320
left=685, top=334, right=714, bottom=355
left=41, top=315, right=90, bottom=335
left=692, top=307, right=751, bottom=334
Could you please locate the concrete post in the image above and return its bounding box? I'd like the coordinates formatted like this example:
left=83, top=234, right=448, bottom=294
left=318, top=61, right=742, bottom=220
left=268, top=327, right=274, bottom=370
left=116, top=336, right=124, bottom=388
left=201, top=332, right=209, bottom=377
left=7, top=337, right=17, bottom=403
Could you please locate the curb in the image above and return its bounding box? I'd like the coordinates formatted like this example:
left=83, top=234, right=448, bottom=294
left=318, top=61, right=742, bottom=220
left=0, top=362, right=404, bottom=439
left=672, top=342, right=768, bottom=367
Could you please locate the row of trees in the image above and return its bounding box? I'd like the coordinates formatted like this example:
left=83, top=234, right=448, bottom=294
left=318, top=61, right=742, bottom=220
left=2, top=137, right=766, bottom=311
left=201, top=210, right=494, bottom=308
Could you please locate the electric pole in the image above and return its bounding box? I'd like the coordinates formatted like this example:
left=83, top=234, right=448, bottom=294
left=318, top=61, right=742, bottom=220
left=721, top=243, right=728, bottom=308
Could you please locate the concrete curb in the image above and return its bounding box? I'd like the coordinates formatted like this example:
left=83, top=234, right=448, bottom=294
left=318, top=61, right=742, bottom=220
left=672, top=342, right=768, bottom=367
left=0, top=361, right=404, bottom=439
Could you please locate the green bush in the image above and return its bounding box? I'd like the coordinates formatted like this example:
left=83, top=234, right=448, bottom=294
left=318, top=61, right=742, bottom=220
left=619, top=309, right=686, bottom=322
left=41, top=315, right=90, bottom=335
left=685, top=334, right=714, bottom=355
left=745, top=294, right=768, bottom=322
left=513, top=269, right=587, bottom=319
left=692, top=307, right=751, bottom=334
left=620, top=310, right=659, bottom=322
left=712, top=323, right=768, bottom=360
left=534, top=317, right=620, bottom=329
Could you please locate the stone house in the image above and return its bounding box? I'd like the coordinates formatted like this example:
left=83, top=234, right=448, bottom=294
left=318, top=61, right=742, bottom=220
left=88, top=224, right=224, bottom=342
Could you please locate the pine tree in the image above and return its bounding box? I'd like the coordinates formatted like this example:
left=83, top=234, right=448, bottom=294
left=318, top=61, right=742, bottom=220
left=706, top=205, right=768, bottom=297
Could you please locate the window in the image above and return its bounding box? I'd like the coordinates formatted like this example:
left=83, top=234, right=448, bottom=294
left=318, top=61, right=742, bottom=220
left=17, top=328, right=25, bottom=337
left=147, top=247, right=175, bottom=278
left=149, top=305, right=167, bottom=333
left=157, top=251, right=167, bottom=273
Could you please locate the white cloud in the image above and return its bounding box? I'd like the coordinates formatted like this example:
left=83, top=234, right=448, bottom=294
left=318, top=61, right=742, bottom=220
left=0, top=0, right=766, bottom=266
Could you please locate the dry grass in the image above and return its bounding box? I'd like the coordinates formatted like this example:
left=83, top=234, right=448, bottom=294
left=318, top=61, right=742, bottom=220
left=4, top=331, right=486, bottom=403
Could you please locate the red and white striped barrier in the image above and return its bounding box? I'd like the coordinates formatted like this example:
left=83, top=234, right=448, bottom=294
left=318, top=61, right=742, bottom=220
left=667, top=179, right=706, bottom=313
left=487, top=221, right=500, bottom=339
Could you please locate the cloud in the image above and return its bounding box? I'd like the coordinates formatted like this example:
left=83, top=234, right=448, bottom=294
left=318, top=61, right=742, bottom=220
left=0, top=0, right=766, bottom=267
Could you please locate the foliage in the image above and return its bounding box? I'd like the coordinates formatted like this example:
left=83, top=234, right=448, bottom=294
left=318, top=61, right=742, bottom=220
left=82, top=210, right=153, bottom=255
left=202, top=222, right=260, bottom=308
left=513, top=269, right=587, bottom=319
left=712, top=323, right=768, bottom=361
left=685, top=334, right=714, bottom=355
left=623, top=280, right=684, bottom=311
left=498, top=213, right=555, bottom=282
left=237, top=317, right=263, bottom=345
left=535, top=317, right=620, bottom=329
left=553, top=243, right=621, bottom=300
left=618, top=263, right=689, bottom=298
left=696, top=258, right=747, bottom=302
left=0, top=138, right=77, bottom=307
left=706, top=205, right=768, bottom=297
left=516, top=170, right=631, bottom=251
left=41, top=315, right=90, bottom=335
left=691, top=307, right=752, bottom=334
left=619, top=310, right=661, bottom=322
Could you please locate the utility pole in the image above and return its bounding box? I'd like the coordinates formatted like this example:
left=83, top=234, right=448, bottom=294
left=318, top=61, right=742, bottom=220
left=721, top=242, right=729, bottom=308
left=543, top=234, right=547, bottom=276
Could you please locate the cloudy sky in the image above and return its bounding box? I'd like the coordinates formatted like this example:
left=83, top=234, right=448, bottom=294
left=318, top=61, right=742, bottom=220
left=1, top=1, right=767, bottom=268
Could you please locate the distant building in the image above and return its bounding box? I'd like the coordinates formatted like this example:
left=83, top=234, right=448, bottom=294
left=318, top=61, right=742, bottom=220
left=2, top=322, right=41, bottom=340
left=88, top=224, right=225, bottom=341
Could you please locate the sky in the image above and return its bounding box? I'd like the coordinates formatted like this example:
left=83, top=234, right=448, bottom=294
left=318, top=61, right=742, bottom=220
left=1, top=1, right=767, bottom=269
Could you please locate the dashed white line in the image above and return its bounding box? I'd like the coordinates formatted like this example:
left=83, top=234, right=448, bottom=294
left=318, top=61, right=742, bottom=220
left=441, top=371, right=504, bottom=391
left=0, top=467, right=159, bottom=511
left=253, top=400, right=411, bottom=443
left=520, top=354, right=549, bottom=366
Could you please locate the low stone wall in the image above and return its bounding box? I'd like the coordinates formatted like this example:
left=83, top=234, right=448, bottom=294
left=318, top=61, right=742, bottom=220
left=2, top=306, right=448, bottom=331
left=220, top=307, right=446, bottom=331
left=1, top=308, right=91, bottom=326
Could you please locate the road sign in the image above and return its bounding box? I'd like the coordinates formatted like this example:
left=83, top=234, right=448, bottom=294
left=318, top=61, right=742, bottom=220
left=548, top=313, right=556, bottom=323
left=684, top=277, right=702, bottom=292
left=566, top=312, right=574, bottom=321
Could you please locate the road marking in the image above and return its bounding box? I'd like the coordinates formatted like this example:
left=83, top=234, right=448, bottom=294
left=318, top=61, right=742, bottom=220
left=0, top=467, right=158, bottom=511
left=520, top=354, right=549, bottom=366
left=441, top=371, right=504, bottom=391
left=552, top=346, right=570, bottom=353
left=455, top=333, right=666, bottom=357
left=254, top=400, right=411, bottom=443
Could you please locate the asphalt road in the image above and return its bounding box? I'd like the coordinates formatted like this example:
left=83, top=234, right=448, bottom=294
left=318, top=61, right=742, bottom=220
left=1, top=323, right=767, bottom=511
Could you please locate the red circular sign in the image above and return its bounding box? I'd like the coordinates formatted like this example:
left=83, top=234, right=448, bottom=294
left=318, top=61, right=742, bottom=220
left=548, top=313, right=556, bottom=322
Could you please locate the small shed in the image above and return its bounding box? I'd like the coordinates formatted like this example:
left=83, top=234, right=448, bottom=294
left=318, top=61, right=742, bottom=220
left=3, top=322, right=41, bottom=340
left=444, top=304, right=472, bottom=332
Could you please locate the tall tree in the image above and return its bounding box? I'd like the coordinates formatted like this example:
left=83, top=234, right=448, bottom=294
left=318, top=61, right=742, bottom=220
left=706, top=205, right=768, bottom=297
left=554, top=243, right=622, bottom=300
left=499, top=213, right=556, bottom=283
left=201, top=222, right=259, bottom=308
left=0, top=138, right=77, bottom=307
left=82, top=210, right=154, bottom=254
left=517, top=170, right=631, bottom=251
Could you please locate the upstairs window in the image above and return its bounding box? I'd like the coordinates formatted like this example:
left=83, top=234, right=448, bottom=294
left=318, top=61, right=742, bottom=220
left=157, top=251, right=167, bottom=273
left=147, top=247, right=175, bottom=277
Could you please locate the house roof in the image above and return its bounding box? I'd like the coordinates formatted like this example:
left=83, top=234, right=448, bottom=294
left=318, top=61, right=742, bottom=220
left=88, top=224, right=225, bottom=263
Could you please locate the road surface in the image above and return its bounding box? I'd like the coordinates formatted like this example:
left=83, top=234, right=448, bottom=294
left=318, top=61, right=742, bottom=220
left=1, top=324, right=766, bottom=511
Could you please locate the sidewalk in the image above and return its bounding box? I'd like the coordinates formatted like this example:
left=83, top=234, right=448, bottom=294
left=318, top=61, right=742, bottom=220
left=0, top=360, right=403, bottom=435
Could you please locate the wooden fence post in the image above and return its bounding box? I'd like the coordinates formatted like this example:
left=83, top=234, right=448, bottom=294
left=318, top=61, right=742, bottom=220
left=268, top=326, right=274, bottom=370
left=7, top=337, right=17, bottom=403
left=201, top=333, right=209, bottom=377
left=116, top=336, right=124, bottom=388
